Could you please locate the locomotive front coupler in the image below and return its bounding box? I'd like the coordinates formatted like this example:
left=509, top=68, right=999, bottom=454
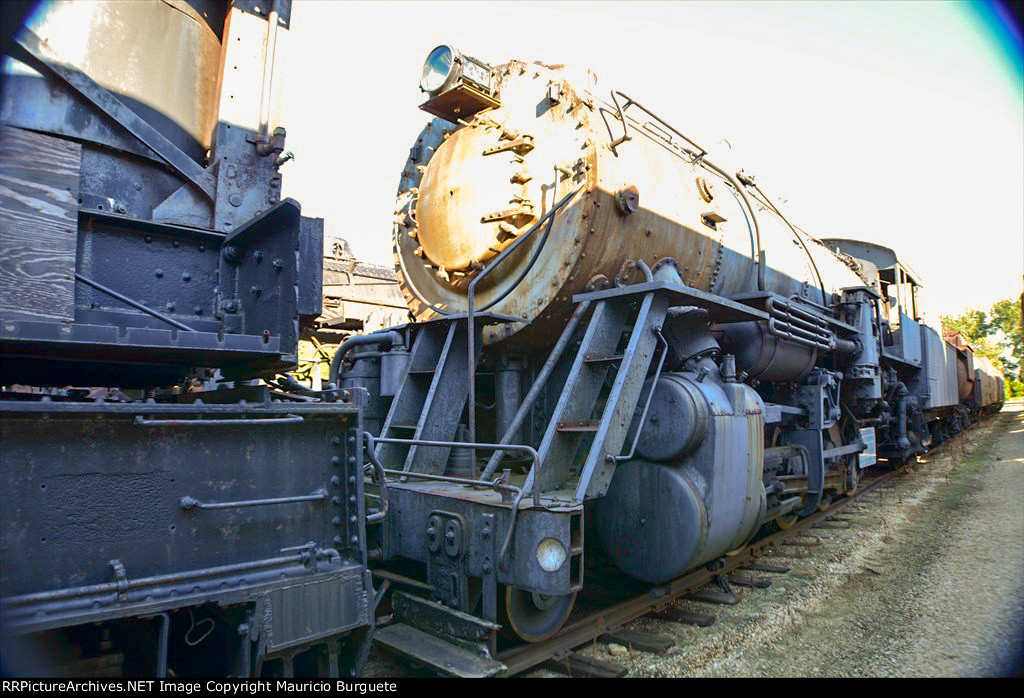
left=365, top=433, right=583, bottom=612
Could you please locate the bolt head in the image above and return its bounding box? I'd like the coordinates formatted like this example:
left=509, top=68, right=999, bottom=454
left=616, top=185, right=640, bottom=215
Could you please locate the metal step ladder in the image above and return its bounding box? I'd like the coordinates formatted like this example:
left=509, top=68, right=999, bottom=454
left=376, top=317, right=471, bottom=474
left=375, top=313, right=514, bottom=474
left=527, top=290, right=671, bottom=501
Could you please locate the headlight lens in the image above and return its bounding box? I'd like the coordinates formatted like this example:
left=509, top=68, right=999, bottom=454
left=536, top=537, right=567, bottom=572
left=420, top=45, right=455, bottom=94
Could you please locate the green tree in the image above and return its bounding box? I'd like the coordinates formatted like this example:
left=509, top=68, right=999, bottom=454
left=988, top=297, right=1022, bottom=380
left=939, top=308, right=990, bottom=341
left=941, top=296, right=1024, bottom=391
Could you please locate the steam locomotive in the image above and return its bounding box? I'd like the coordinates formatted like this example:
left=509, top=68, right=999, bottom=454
left=0, top=4, right=1005, bottom=678
left=0, top=1, right=372, bottom=678
left=342, top=46, right=1004, bottom=675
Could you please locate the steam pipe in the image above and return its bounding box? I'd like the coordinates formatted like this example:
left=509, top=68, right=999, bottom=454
left=362, top=432, right=389, bottom=524
left=328, top=331, right=404, bottom=387
left=749, top=183, right=827, bottom=306
left=154, top=612, right=170, bottom=678
left=257, top=0, right=281, bottom=141
left=700, top=159, right=765, bottom=291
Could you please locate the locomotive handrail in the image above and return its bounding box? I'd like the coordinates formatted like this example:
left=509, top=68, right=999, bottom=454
left=609, top=328, right=669, bottom=463
left=466, top=186, right=583, bottom=471
left=179, top=488, right=328, bottom=511
left=134, top=415, right=304, bottom=426
left=599, top=90, right=632, bottom=153
left=599, top=90, right=708, bottom=161
left=364, top=433, right=538, bottom=570
left=365, top=434, right=542, bottom=509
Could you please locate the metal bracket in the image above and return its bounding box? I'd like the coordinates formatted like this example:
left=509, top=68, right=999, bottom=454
left=481, top=512, right=498, bottom=657
left=109, top=559, right=128, bottom=602
left=482, top=135, right=535, bottom=156
left=426, top=511, right=470, bottom=610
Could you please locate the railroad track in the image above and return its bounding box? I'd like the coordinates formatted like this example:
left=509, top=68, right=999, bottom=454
left=496, top=464, right=908, bottom=677
left=368, top=408, right=1006, bottom=680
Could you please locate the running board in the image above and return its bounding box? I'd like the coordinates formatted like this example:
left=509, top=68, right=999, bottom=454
left=374, top=624, right=506, bottom=678
left=373, top=591, right=506, bottom=678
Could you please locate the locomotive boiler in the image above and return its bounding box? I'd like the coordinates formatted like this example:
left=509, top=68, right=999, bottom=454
left=339, top=46, right=1003, bottom=676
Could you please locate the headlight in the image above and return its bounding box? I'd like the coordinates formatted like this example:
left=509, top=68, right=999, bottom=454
left=417, top=45, right=500, bottom=122
left=420, top=45, right=456, bottom=94
left=419, top=44, right=494, bottom=96
left=536, top=537, right=567, bottom=572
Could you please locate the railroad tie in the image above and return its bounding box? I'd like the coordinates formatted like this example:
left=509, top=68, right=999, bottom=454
left=598, top=629, right=675, bottom=655
left=763, top=548, right=806, bottom=559
left=544, top=653, right=627, bottom=678
left=742, top=562, right=791, bottom=574
left=729, top=573, right=772, bottom=589
left=685, top=588, right=739, bottom=605
left=647, top=608, right=716, bottom=627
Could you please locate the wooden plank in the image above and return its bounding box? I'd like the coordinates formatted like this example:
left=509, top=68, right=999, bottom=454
left=729, top=573, right=772, bottom=589
left=685, top=589, right=739, bottom=605
left=599, top=629, right=675, bottom=655
left=0, top=125, right=80, bottom=323
left=743, top=562, right=791, bottom=574
left=648, top=608, right=716, bottom=627
left=545, top=653, right=626, bottom=678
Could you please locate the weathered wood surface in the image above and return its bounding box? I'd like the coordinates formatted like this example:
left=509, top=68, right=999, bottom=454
left=647, top=607, right=716, bottom=626
left=0, top=125, right=80, bottom=323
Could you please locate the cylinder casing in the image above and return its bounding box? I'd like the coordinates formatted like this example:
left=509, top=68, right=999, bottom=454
left=594, top=373, right=766, bottom=583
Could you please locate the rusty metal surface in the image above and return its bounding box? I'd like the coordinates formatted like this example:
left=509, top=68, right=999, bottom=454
left=393, top=61, right=866, bottom=348
left=321, top=240, right=409, bottom=332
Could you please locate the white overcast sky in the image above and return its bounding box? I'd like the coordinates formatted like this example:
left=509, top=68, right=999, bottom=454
left=278, top=0, right=1023, bottom=319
